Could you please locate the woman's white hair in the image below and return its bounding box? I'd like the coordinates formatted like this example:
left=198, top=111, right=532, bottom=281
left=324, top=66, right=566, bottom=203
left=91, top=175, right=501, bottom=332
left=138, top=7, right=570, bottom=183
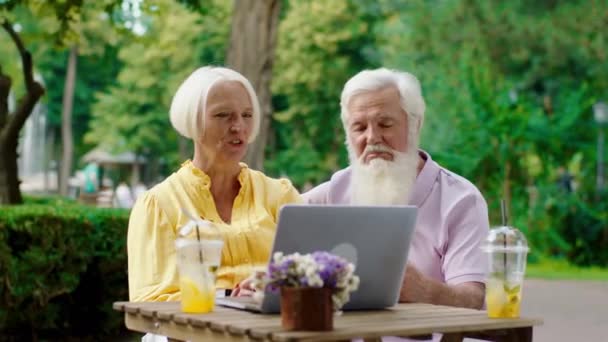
left=340, top=68, right=426, bottom=135
left=169, top=66, right=261, bottom=143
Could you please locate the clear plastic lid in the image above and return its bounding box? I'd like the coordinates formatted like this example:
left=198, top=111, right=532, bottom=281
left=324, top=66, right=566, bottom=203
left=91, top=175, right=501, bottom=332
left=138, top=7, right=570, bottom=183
left=177, top=217, right=223, bottom=242
left=481, top=225, right=529, bottom=253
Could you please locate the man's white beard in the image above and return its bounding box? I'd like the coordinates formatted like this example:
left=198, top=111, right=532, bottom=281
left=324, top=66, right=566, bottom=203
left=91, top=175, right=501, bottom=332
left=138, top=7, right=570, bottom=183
left=349, top=144, right=419, bottom=206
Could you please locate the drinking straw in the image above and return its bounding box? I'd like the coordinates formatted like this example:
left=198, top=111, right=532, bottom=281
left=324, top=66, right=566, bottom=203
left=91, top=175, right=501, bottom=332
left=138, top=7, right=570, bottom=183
left=500, top=199, right=508, bottom=277
left=181, top=208, right=204, bottom=264
left=195, top=221, right=204, bottom=264
left=501, top=199, right=508, bottom=227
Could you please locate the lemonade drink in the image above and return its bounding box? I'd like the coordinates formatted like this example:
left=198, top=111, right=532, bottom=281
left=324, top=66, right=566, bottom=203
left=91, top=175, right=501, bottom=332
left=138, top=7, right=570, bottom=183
left=482, top=225, right=528, bottom=319
left=176, top=238, right=223, bottom=313
left=485, top=276, right=522, bottom=318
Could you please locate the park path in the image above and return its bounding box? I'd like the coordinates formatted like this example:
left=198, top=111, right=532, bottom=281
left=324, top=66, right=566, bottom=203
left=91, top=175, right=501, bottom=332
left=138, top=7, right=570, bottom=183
left=521, top=279, right=608, bottom=341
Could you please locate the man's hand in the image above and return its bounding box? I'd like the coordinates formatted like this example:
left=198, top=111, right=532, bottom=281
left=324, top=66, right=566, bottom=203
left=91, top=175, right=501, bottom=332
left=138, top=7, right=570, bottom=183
left=399, top=263, right=432, bottom=303
left=399, top=263, right=485, bottom=309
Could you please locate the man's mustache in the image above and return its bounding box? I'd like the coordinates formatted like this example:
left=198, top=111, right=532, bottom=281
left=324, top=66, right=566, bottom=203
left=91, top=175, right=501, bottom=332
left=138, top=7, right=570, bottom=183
left=361, top=144, right=394, bottom=161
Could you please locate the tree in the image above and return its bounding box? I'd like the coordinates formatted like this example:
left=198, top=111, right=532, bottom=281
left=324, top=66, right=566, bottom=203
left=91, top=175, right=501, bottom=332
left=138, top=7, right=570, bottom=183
left=378, top=0, right=606, bottom=207
left=266, top=0, right=386, bottom=186
left=55, top=3, right=121, bottom=195
left=86, top=0, right=230, bottom=174
left=0, top=19, right=45, bottom=204
left=0, top=1, right=122, bottom=204
left=59, top=45, right=77, bottom=196
left=375, top=0, right=607, bottom=264
left=226, top=0, right=281, bottom=171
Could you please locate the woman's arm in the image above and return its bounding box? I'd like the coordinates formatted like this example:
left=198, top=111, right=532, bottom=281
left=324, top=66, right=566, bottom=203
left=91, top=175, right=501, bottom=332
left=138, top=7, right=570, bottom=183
left=127, top=192, right=180, bottom=302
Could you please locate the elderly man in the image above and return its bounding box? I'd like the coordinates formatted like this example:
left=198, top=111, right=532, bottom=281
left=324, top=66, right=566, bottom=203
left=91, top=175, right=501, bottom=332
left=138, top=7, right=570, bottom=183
left=303, top=68, right=489, bottom=310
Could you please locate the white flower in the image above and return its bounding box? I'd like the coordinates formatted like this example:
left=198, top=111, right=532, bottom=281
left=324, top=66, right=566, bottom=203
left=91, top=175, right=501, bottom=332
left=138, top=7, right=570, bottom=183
left=273, top=251, right=284, bottom=262
left=308, top=274, right=323, bottom=288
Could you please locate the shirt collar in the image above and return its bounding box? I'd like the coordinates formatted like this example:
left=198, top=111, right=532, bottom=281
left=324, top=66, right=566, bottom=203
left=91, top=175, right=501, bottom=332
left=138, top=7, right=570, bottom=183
left=408, top=150, right=440, bottom=207
left=180, top=160, right=249, bottom=190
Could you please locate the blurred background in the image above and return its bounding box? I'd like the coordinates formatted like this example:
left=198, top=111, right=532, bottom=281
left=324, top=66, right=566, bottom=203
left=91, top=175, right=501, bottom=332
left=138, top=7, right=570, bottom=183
left=0, top=0, right=606, bottom=340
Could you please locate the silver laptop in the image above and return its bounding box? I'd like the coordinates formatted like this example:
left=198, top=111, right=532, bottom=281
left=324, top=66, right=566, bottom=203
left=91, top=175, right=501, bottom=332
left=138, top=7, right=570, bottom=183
left=216, top=204, right=417, bottom=313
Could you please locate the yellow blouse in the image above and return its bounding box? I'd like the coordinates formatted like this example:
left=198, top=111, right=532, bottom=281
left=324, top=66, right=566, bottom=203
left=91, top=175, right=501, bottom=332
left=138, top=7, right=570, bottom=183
left=127, top=161, right=301, bottom=302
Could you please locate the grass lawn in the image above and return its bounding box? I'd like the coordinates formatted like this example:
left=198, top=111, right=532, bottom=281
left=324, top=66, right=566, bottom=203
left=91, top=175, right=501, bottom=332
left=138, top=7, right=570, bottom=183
left=526, top=258, right=608, bottom=280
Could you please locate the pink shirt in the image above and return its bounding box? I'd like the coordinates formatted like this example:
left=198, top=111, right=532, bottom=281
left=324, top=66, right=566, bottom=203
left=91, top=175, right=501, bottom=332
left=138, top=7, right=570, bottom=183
left=302, top=151, right=489, bottom=286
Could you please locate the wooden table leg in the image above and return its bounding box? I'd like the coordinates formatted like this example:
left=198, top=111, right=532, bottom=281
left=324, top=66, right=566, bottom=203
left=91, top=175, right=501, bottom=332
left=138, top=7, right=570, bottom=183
left=499, top=327, right=533, bottom=342
left=440, top=333, right=464, bottom=342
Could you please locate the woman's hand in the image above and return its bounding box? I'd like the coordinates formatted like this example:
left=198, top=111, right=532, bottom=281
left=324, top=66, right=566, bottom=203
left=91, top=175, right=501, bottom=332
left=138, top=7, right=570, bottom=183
left=231, top=275, right=257, bottom=297
left=231, top=270, right=266, bottom=297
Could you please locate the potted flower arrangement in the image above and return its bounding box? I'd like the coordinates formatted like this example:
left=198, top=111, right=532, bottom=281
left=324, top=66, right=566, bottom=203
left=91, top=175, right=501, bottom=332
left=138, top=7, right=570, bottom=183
left=253, top=251, right=360, bottom=331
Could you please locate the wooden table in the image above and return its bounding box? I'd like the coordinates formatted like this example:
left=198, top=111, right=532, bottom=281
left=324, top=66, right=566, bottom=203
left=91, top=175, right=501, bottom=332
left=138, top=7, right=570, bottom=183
left=113, top=301, right=542, bottom=341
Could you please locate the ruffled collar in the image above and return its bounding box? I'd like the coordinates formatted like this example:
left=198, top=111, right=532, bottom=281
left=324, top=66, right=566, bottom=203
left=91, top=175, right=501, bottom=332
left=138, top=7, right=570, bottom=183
left=180, top=160, right=249, bottom=191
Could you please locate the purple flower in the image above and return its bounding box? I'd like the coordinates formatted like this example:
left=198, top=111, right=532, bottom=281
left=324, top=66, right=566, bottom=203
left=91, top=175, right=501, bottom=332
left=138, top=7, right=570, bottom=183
left=259, top=251, right=359, bottom=308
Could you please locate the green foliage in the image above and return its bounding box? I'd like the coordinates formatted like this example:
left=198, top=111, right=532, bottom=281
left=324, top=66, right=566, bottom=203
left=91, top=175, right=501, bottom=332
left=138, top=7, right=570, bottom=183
left=4, top=0, right=606, bottom=270
left=0, top=203, right=130, bottom=339
left=23, top=194, right=77, bottom=205
left=545, top=190, right=608, bottom=266
left=85, top=0, right=230, bottom=169
left=373, top=0, right=606, bottom=266
left=267, top=0, right=387, bottom=185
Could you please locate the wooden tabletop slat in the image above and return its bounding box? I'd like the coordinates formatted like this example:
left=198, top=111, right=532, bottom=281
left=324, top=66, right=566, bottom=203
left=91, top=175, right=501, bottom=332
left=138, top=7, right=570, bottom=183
left=188, top=317, right=210, bottom=328
left=248, top=326, right=287, bottom=340
left=224, top=308, right=484, bottom=336
left=157, top=311, right=177, bottom=321
left=228, top=322, right=281, bottom=336
left=114, top=301, right=542, bottom=341
left=138, top=302, right=177, bottom=318
left=112, top=302, right=127, bottom=311
left=172, top=313, right=205, bottom=325
left=271, top=316, right=542, bottom=342
left=123, top=304, right=142, bottom=314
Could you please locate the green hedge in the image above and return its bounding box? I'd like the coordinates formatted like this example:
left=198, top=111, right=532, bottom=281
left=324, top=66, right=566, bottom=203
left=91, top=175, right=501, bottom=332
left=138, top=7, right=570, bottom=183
left=0, top=199, right=131, bottom=340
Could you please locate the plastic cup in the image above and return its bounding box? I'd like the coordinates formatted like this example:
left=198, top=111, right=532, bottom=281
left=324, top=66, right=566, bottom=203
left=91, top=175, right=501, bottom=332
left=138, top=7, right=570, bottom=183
left=482, top=226, right=529, bottom=318
left=175, top=238, right=223, bottom=313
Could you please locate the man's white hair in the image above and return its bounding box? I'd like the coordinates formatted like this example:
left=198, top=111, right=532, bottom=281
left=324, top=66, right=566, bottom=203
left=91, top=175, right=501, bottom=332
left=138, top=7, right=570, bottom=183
left=169, top=66, right=261, bottom=143
left=340, top=68, right=426, bottom=138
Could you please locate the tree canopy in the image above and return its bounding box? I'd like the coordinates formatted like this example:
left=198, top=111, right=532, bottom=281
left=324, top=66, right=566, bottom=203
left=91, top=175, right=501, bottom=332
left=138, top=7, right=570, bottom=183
left=2, top=0, right=606, bottom=265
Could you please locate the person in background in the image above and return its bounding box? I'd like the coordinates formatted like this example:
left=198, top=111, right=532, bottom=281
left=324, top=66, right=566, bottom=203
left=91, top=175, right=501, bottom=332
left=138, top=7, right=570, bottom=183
left=114, top=181, right=134, bottom=209
left=304, top=68, right=489, bottom=312
left=132, top=181, right=148, bottom=201
left=82, top=162, right=99, bottom=193
left=127, top=66, right=300, bottom=302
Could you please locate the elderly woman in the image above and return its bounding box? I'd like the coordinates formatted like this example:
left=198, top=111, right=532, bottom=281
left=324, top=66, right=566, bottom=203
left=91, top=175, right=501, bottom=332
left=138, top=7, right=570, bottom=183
left=128, top=66, right=300, bottom=302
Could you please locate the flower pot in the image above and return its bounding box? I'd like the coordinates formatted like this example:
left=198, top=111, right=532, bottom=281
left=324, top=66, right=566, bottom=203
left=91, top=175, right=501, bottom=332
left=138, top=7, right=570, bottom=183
left=280, top=287, right=333, bottom=331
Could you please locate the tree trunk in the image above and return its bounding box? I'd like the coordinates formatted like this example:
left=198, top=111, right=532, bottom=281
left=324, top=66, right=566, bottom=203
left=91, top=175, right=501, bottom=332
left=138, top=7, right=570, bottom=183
left=0, top=138, right=22, bottom=204
left=226, top=0, right=281, bottom=171
left=0, top=79, right=44, bottom=204
left=0, top=21, right=45, bottom=205
left=59, top=45, right=78, bottom=196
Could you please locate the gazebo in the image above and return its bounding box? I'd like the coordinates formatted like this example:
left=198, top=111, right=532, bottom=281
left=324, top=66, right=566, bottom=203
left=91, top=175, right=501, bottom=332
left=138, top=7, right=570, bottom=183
left=79, top=147, right=146, bottom=206
left=82, top=147, right=145, bottom=166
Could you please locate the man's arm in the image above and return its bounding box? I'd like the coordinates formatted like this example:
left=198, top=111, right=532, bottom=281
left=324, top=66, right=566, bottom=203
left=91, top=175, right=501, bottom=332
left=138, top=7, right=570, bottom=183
left=399, top=263, right=484, bottom=309
left=403, top=187, right=489, bottom=309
